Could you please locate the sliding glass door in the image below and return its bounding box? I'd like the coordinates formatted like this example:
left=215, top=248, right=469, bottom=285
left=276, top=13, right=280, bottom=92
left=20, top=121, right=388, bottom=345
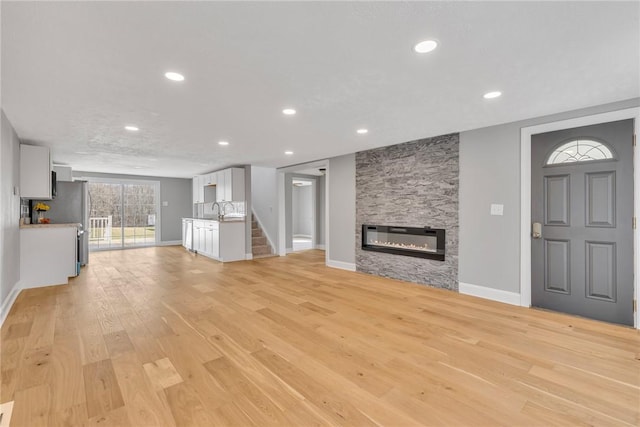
left=88, top=179, right=159, bottom=250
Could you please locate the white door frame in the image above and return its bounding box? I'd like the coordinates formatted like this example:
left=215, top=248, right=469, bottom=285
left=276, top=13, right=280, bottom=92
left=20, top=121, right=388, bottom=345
left=520, top=107, right=640, bottom=328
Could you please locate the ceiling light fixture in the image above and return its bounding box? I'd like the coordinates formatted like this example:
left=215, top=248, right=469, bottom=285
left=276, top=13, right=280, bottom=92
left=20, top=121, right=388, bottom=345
left=285, top=151, right=294, bottom=155
left=164, top=71, right=185, bottom=82
left=483, top=91, right=502, bottom=99
left=357, top=129, right=369, bottom=134
left=282, top=108, right=296, bottom=115
left=414, top=40, right=438, bottom=54
left=124, top=125, right=139, bottom=131
left=218, top=141, right=229, bottom=146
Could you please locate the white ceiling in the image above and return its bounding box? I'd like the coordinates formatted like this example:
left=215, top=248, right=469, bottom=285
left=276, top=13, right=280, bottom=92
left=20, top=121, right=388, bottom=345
left=2, top=1, right=638, bottom=179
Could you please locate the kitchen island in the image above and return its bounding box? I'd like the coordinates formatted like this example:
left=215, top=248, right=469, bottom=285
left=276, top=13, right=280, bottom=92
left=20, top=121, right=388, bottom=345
left=20, top=223, right=79, bottom=288
left=182, top=217, right=246, bottom=262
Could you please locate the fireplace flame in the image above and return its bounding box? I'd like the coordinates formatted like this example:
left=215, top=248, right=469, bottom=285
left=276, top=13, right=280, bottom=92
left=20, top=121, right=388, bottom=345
left=370, top=240, right=437, bottom=253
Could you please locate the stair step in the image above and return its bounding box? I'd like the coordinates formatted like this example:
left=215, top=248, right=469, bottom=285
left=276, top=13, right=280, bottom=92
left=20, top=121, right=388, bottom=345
left=252, top=245, right=271, bottom=256
left=252, top=236, right=266, bottom=246
left=251, top=229, right=262, bottom=237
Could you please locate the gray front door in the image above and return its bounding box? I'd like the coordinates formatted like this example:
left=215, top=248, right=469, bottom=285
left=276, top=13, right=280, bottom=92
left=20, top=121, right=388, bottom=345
left=531, top=119, right=634, bottom=326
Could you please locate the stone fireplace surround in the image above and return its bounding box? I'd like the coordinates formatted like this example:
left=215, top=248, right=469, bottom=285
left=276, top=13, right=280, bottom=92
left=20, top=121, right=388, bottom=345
left=355, top=132, right=459, bottom=290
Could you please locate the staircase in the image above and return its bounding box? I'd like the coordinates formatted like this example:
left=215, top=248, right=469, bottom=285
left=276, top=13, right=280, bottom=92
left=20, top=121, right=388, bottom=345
left=251, top=214, right=274, bottom=258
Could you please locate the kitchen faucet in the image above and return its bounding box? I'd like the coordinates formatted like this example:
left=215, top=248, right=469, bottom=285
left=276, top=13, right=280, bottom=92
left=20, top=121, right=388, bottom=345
left=221, top=201, right=235, bottom=218
left=210, top=202, right=221, bottom=219
left=210, top=201, right=235, bottom=220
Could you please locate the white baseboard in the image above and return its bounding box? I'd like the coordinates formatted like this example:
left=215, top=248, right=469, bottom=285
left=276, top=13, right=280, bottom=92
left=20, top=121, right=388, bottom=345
left=1, top=283, right=22, bottom=327
left=158, top=240, right=182, bottom=246
left=459, top=281, right=521, bottom=306
left=293, top=234, right=312, bottom=239
left=245, top=253, right=253, bottom=260
left=327, top=259, right=356, bottom=272
left=315, top=244, right=326, bottom=250
left=286, top=247, right=293, bottom=254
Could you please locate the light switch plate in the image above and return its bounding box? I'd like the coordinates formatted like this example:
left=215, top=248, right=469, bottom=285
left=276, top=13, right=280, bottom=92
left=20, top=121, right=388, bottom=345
left=162, top=201, right=169, bottom=207
left=490, top=204, right=504, bottom=216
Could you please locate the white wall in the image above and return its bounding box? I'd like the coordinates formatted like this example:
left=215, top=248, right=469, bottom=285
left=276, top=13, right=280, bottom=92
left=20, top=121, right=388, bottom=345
left=459, top=97, right=640, bottom=294
left=73, top=171, right=192, bottom=243
left=328, top=153, right=356, bottom=267
left=250, top=166, right=278, bottom=249
left=292, top=184, right=313, bottom=237
left=1, top=110, right=22, bottom=321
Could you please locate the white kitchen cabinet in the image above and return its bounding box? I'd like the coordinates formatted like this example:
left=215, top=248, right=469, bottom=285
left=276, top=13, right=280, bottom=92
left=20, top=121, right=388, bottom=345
left=192, top=175, right=205, bottom=203
left=20, top=224, right=77, bottom=288
left=186, top=219, right=243, bottom=262
left=203, top=173, right=216, bottom=186
left=215, top=170, right=226, bottom=202
left=204, top=227, right=214, bottom=256
left=215, top=168, right=245, bottom=202
left=211, top=228, right=220, bottom=258
left=20, top=144, right=52, bottom=199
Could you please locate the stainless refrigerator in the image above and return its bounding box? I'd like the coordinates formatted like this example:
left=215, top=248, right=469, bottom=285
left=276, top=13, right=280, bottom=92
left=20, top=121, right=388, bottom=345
left=34, top=181, right=89, bottom=265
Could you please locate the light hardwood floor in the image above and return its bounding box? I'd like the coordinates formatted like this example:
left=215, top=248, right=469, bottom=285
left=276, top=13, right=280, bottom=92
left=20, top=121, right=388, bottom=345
left=1, top=247, right=639, bottom=426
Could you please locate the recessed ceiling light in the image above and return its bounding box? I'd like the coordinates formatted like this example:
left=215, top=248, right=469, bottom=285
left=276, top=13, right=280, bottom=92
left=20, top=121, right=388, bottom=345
left=483, top=91, right=502, bottom=99
left=282, top=108, right=296, bottom=115
left=165, top=71, right=185, bottom=82
left=75, top=151, right=89, bottom=155
left=124, top=125, right=139, bottom=131
left=357, top=129, right=369, bottom=134
left=285, top=151, right=294, bottom=155
left=414, top=40, right=438, bottom=54
left=218, top=141, right=229, bottom=146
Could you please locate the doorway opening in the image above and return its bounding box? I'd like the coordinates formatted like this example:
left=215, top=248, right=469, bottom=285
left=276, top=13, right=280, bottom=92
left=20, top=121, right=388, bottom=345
left=292, top=179, right=314, bottom=252
left=277, top=160, right=328, bottom=262
left=86, top=179, right=160, bottom=250
left=520, top=107, right=639, bottom=328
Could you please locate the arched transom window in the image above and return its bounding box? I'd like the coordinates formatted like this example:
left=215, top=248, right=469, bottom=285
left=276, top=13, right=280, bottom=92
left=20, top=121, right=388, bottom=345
left=546, top=138, right=615, bottom=165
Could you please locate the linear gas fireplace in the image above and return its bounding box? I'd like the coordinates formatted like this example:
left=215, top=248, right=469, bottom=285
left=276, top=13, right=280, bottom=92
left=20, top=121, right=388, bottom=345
left=362, top=225, right=445, bottom=261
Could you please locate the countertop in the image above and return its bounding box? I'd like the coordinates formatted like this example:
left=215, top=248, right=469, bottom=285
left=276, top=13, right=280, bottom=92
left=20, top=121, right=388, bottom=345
left=182, top=217, right=246, bottom=223
left=20, top=223, right=81, bottom=229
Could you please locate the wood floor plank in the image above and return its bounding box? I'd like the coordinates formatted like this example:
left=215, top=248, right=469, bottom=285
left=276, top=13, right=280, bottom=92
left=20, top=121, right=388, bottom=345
left=11, top=384, right=51, bottom=427
left=1, top=247, right=638, bottom=426
left=82, top=359, right=125, bottom=418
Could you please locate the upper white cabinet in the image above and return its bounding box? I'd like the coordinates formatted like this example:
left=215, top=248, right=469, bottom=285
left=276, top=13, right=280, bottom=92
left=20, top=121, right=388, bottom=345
left=192, top=175, right=205, bottom=203
left=215, top=170, right=227, bottom=202
left=216, top=168, right=244, bottom=202
left=194, top=167, right=245, bottom=203
left=20, top=144, right=52, bottom=199
left=203, top=173, right=217, bottom=186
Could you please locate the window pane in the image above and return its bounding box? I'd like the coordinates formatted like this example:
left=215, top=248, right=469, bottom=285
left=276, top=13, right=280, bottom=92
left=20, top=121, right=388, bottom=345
left=546, top=139, right=614, bottom=165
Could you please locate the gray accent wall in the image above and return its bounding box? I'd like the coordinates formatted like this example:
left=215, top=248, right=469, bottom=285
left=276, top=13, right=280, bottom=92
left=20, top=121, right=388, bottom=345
left=73, top=171, right=192, bottom=243
left=0, top=110, right=21, bottom=309
left=328, top=153, right=356, bottom=266
left=356, top=133, right=459, bottom=290
left=459, top=97, right=639, bottom=294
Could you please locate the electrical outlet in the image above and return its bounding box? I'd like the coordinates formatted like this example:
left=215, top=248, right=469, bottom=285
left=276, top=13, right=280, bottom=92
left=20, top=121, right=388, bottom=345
left=490, top=204, right=504, bottom=216
left=162, top=201, right=169, bottom=207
